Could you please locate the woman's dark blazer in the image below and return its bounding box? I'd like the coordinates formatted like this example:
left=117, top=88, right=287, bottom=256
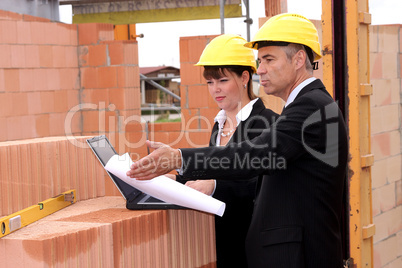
left=176, top=98, right=278, bottom=268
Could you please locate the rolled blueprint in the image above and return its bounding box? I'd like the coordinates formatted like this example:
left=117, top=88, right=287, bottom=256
left=105, top=153, right=226, bottom=217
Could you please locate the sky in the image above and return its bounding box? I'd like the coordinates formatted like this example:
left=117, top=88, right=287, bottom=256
left=59, top=0, right=402, bottom=68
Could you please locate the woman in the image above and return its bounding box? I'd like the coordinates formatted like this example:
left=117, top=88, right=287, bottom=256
left=176, top=34, right=278, bottom=267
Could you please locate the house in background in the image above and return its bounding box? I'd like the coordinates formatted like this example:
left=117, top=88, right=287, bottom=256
left=140, top=66, right=180, bottom=106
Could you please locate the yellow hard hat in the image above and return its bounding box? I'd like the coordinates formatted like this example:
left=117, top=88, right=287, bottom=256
left=195, top=34, right=257, bottom=73
left=245, top=13, right=322, bottom=61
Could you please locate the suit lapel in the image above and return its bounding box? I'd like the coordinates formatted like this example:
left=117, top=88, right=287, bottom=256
left=281, top=79, right=327, bottom=114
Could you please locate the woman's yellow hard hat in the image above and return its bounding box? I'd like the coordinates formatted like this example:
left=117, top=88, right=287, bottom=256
left=245, top=13, right=322, bottom=61
left=195, top=34, right=257, bottom=73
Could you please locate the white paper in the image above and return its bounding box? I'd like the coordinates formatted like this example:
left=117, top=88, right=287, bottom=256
left=104, top=153, right=225, bottom=217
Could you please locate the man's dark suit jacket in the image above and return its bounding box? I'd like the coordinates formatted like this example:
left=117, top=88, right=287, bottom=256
left=180, top=79, right=348, bottom=268
left=177, top=98, right=278, bottom=268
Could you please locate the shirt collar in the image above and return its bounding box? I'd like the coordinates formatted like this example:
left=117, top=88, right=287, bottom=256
left=214, top=98, right=259, bottom=129
left=284, top=77, right=316, bottom=107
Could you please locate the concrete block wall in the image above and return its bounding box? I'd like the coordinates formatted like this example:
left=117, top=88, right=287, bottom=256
left=370, top=24, right=402, bottom=268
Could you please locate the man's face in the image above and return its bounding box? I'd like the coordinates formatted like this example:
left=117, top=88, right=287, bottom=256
left=257, top=46, right=297, bottom=101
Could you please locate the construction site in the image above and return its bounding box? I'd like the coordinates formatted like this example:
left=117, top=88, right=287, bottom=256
left=0, top=0, right=401, bottom=267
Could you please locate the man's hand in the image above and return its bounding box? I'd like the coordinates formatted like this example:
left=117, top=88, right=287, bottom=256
left=185, top=180, right=215, bottom=196
left=126, top=140, right=182, bottom=180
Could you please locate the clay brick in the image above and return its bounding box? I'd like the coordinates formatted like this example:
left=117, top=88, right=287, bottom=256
left=0, top=69, right=4, bottom=93
left=0, top=10, right=23, bottom=21
left=29, top=141, right=41, bottom=204
left=11, top=92, right=28, bottom=116
left=151, top=132, right=169, bottom=144
left=370, top=53, right=383, bottom=80
left=382, top=52, right=398, bottom=79
left=374, top=206, right=402, bottom=244
left=46, top=68, right=61, bottom=91
left=179, top=38, right=189, bottom=62
left=59, top=68, right=78, bottom=90
left=372, top=158, right=388, bottom=189
left=16, top=20, right=32, bottom=44
left=372, top=188, right=381, bottom=217
left=0, top=20, right=17, bottom=44
left=78, top=45, right=90, bottom=67
left=369, top=25, right=378, bottom=53
left=78, top=23, right=99, bottom=45
left=187, top=37, right=212, bottom=63
left=180, top=62, right=203, bottom=86
left=52, top=45, right=67, bottom=67
left=82, top=110, right=101, bottom=133
left=11, top=45, right=26, bottom=68
left=109, top=87, right=140, bottom=111
left=187, top=85, right=210, bottom=109
left=123, top=41, right=138, bottom=65
left=78, top=23, right=114, bottom=45
left=107, top=42, right=124, bottom=65
left=39, top=141, right=56, bottom=197
left=0, top=118, right=7, bottom=141
left=65, top=46, right=78, bottom=67
left=9, top=145, right=22, bottom=210
left=49, top=113, right=67, bottom=136
left=6, top=117, right=23, bottom=141
left=44, top=22, right=60, bottom=45
left=23, top=13, right=50, bottom=22
left=30, top=21, right=47, bottom=45
left=153, top=122, right=182, bottom=132
left=81, top=67, right=98, bottom=89
left=372, top=79, right=392, bottom=107
left=0, top=145, right=11, bottom=215
left=378, top=25, right=399, bottom=53
left=38, top=45, right=53, bottom=67
left=387, top=155, right=401, bottom=183
left=33, top=68, right=48, bottom=91
left=81, top=88, right=109, bottom=105
left=371, top=105, right=400, bottom=134
left=374, top=232, right=399, bottom=266
left=116, top=66, right=140, bottom=88
left=372, top=132, right=391, bottom=161
left=19, top=68, right=35, bottom=92
left=0, top=93, right=14, bottom=117
left=89, top=44, right=108, bottom=66
left=379, top=183, right=396, bottom=212
left=19, top=115, right=36, bottom=140
left=186, top=131, right=211, bottom=148
left=181, top=108, right=201, bottom=130
left=99, top=110, right=119, bottom=132
left=0, top=45, right=11, bottom=68
left=53, top=90, right=69, bottom=113
left=18, top=143, right=31, bottom=208
left=397, top=181, right=402, bottom=207
left=40, top=91, right=55, bottom=113
left=4, top=69, right=20, bottom=92
left=35, top=114, right=50, bottom=137
left=166, top=131, right=187, bottom=148
left=199, top=107, right=220, bottom=130
left=98, top=66, right=117, bottom=89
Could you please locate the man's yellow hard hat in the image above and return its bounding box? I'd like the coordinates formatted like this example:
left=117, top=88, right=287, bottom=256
left=245, top=13, right=322, bottom=61
left=195, top=34, right=257, bottom=73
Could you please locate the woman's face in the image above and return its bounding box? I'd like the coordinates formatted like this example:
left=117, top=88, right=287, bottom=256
left=206, top=69, right=250, bottom=113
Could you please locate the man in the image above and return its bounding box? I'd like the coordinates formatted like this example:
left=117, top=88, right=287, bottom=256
left=127, top=13, right=348, bottom=268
